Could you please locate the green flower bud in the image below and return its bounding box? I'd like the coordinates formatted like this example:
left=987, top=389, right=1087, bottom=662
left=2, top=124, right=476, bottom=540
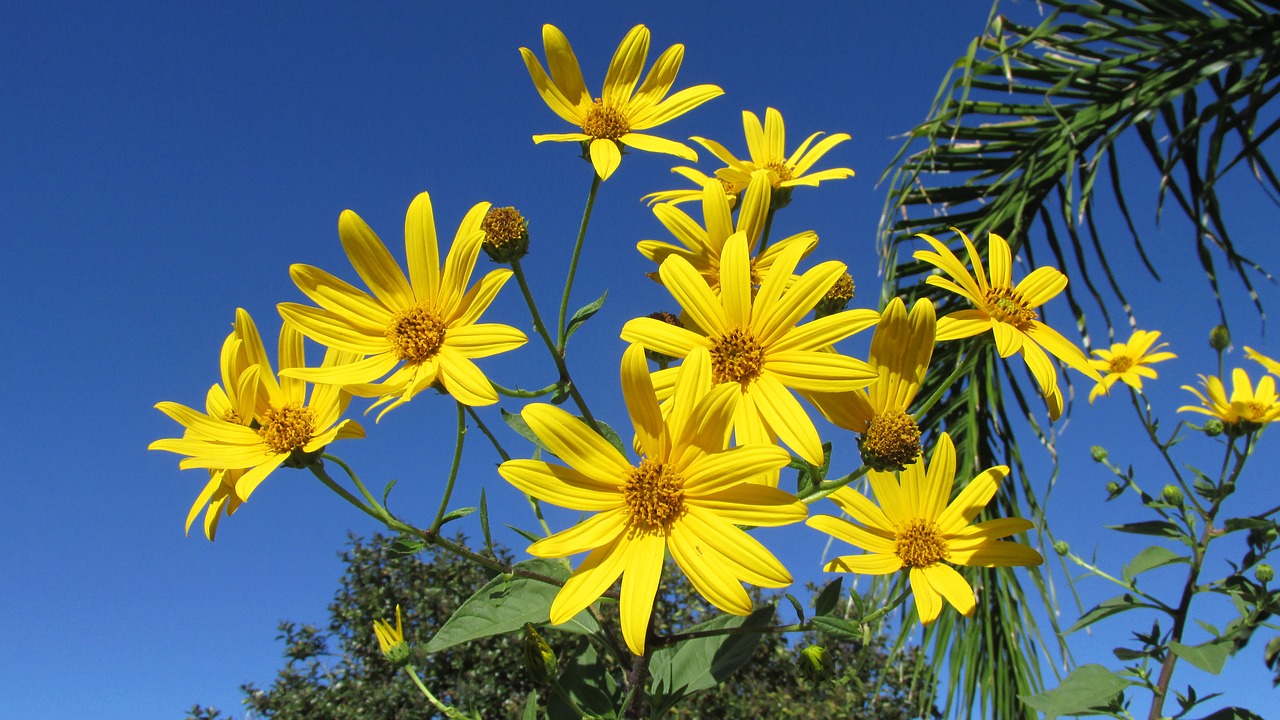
left=1106, top=481, right=1122, bottom=495
left=795, top=645, right=833, bottom=683
left=1257, top=564, right=1274, bottom=584
left=1053, top=540, right=1070, bottom=556
left=481, top=206, right=530, bottom=263
left=1162, top=484, right=1184, bottom=506
left=1210, top=325, right=1231, bottom=351
left=522, top=623, right=557, bottom=683
left=1204, top=419, right=1225, bottom=437
left=1090, top=446, right=1108, bottom=463
left=373, top=606, right=412, bottom=667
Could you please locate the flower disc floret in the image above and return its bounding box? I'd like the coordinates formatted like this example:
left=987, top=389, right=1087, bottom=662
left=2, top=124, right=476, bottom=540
left=257, top=404, right=316, bottom=454
left=386, top=305, right=447, bottom=363
left=984, top=287, right=1037, bottom=330
left=711, top=328, right=765, bottom=385
left=582, top=100, right=630, bottom=139
left=623, top=458, right=685, bottom=530
left=858, top=409, right=921, bottom=472
left=896, top=519, right=949, bottom=568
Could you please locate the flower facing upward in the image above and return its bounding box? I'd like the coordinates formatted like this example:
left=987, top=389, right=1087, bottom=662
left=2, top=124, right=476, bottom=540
left=691, top=108, right=855, bottom=207
left=637, top=172, right=817, bottom=292
left=150, top=309, right=366, bottom=507
left=499, top=344, right=806, bottom=655
left=1088, top=330, right=1176, bottom=402
left=1179, top=368, right=1280, bottom=433
left=807, top=433, right=1043, bottom=625
left=914, top=230, right=1101, bottom=407
left=521, top=24, right=723, bottom=181
left=621, top=232, right=879, bottom=471
left=806, top=297, right=936, bottom=471
left=278, top=192, right=527, bottom=417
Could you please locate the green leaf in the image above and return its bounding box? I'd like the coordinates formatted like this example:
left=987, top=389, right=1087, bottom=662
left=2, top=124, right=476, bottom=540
left=1106, top=520, right=1183, bottom=539
left=1170, top=638, right=1234, bottom=675
left=549, top=640, right=617, bottom=720
left=813, top=577, right=844, bottom=618
left=438, top=506, right=477, bottom=526
left=1112, top=647, right=1148, bottom=661
left=783, top=593, right=805, bottom=624
left=586, top=417, right=627, bottom=458
left=647, top=606, right=774, bottom=716
left=1067, top=594, right=1143, bottom=634
left=1224, top=517, right=1276, bottom=534
left=521, top=690, right=539, bottom=720
left=479, top=489, right=493, bottom=556
left=507, top=524, right=543, bottom=544
left=1195, top=707, right=1266, bottom=720
left=565, top=290, right=607, bottom=342
left=1122, top=545, right=1188, bottom=583
left=424, top=558, right=597, bottom=653
left=1018, top=664, right=1129, bottom=719
left=811, top=615, right=862, bottom=642
left=502, top=408, right=553, bottom=455
left=381, top=479, right=397, bottom=506
left=388, top=535, right=427, bottom=558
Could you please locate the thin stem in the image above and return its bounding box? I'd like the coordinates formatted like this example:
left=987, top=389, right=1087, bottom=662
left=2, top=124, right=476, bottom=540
left=309, top=462, right=388, bottom=525
left=430, top=401, right=467, bottom=533
left=465, top=405, right=510, bottom=462
left=914, top=351, right=979, bottom=419
left=800, top=464, right=871, bottom=504
left=404, top=665, right=473, bottom=719
left=557, top=172, right=602, bottom=347
left=492, top=380, right=561, bottom=399
left=757, top=205, right=778, bottom=251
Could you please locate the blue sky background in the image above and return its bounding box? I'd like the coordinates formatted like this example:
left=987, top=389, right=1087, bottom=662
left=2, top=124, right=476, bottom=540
left=5, top=1, right=1280, bottom=718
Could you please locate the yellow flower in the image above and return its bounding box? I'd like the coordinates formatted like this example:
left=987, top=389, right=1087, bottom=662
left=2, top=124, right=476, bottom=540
left=637, top=172, right=817, bottom=292
left=499, top=344, right=806, bottom=655
left=150, top=309, right=366, bottom=503
left=807, top=432, right=1043, bottom=625
left=373, top=605, right=411, bottom=665
left=1179, top=368, right=1280, bottom=432
left=1088, top=330, right=1176, bottom=402
left=521, top=24, right=723, bottom=181
left=278, top=192, right=527, bottom=417
left=806, top=297, right=936, bottom=471
left=691, top=107, right=855, bottom=204
left=641, top=166, right=741, bottom=207
left=914, top=229, right=1102, bottom=405
left=1245, top=347, right=1280, bottom=376
left=621, top=232, right=879, bottom=471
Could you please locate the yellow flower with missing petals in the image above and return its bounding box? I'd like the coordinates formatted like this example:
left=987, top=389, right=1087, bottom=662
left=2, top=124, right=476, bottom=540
left=373, top=605, right=411, bottom=665
left=1245, top=347, right=1280, bottom=376
left=914, top=229, right=1102, bottom=406
left=150, top=310, right=366, bottom=506
left=1179, top=368, right=1280, bottom=432
left=691, top=108, right=855, bottom=206
left=637, top=172, right=817, bottom=292
left=621, top=232, right=879, bottom=471
left=278, top=192, right=527, bottom=417
left=499, top=344, right=806, bottom=655
left=1088, top=330, right=1176, bottom=402
left=806, top=297, right=936, bottom=471
left=807, top=433, right=1043, bottom=625
left=521, top=24, right=723, bottom=181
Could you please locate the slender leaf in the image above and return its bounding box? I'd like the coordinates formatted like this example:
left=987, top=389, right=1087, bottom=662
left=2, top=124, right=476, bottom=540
left=1018, top=664, right=1129, bottom=718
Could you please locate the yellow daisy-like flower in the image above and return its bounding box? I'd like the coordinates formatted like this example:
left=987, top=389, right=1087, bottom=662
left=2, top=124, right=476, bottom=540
left=637, top=172, right=817, bottom=292
left=1245, top=347, right=1280, bottom=376
left=621, top=232, right=879, bottom=471
left=150, top=309, right=366, bottom=505
left=278, top=192, right=527, bottom=417
left=914, top=229, right=1102, bottom=405
left=1088, top=330, right=1176, bottom=403
left=691, top=107, right=855, bottom=205
left=641, top=166, right=742, bottom=207
left=521, top=24, right=723, bottom=181
left=500, top=344, right=806, bottom=656
left=806, top=297, right=936, bottom=471
left=373, top=605, right=409, bottom=664
left=807, top=432, right=1043, bottom=625
left=1179, top=368, right=1280, bottom=432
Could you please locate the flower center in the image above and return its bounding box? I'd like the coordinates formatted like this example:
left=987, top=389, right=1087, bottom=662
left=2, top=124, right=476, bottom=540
left=581, top=100, right=630, bottom=140
left=710, top=327, right=766, bottom=385
left=386, top=305, right=447, bottom=363
left=257, top=404, right=315, bottom=454
left=764, top=160, right=794, bottom=185
left=481, top=207, right=528, bottom=254
left=858, top=410, right=922, bottom=471
left=983, top=287, right=1038, bottom=331
left=622, top=458, right=685, bottom=531
left=896, top=518, right=949, bottom=568
left=222, top=408, right=243, bottom=424
left=1243, top=401, right=1270, bottom=422
left=1108, top=355, right=1134, bottom=373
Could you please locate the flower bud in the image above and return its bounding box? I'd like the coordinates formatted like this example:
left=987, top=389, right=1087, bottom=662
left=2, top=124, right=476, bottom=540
left=1106, top=481, right=1122, bottom=495
left=1053, top=540, right=1070, bottom=556
left=522, top=623, right=557, bottom=683
left=1210, top=325, right=1231, bottom=351
left=1257, top=564, right=1274, bottom=584
left=1091, top=446, right=1108, bottom=463
left=1162, top=484, right=1184, bottom=506
left=795, top=645, right=833, bottom=683
left=373, top=605, right=411, bottom=667
left=1204, top=419, right=1225, bottom=437
left=481, top=206, right=530, bottom=263
left=814, top=273, right=855, bottom=319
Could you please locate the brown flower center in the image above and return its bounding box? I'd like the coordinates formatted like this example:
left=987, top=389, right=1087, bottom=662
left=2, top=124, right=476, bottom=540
left=386, top=305, right=447, bottom=363
left=896, top=518, right=949, bottom=568
left=1108, top=355, right=1134, bottom=373
left=623, top=458, right=685, bottom=531
left=983, top=286, right=1038, bottom=331
left=257, top=404, right=315, bottom=454
left=581, top=100, right=630, bottom=140
left=481, top=207, right=527, bottom=251
left=710, top=327, right=766, bottom=385
left=858, top=410, right=922, bottom=471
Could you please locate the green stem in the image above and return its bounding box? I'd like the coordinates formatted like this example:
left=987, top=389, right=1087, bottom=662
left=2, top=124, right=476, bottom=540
left=430, top=401, right=467, bottom=533
left=465, top=405, right=510, bottom=462
left=557, top=172, right=602, bottom=348
left=914, top=351, right=979, bottom=419
left=404, top=665, right=473, bottom=719
left=757, top=206, right=777, bottom=251
left=800, top=465, right=871, bottom=504
left=492, top=380, right=561, bottom=399
left=309, top=461, right=387, bottom=525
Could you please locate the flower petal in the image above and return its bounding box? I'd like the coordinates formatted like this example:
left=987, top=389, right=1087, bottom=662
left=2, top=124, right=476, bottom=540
left=806, top=514, right=896, bottom=554
left=499, top=459, right=622, bottom=511
left=589, top=139, right=622, bottom=181
left=404, top=191, right=441, bottom=303
left=522, top=404, right=631, bottom=484
left=529, top=509, right=627, bottom=557
left=338, top=209, right=412, bottom=309
left=436, top=351, right=499, bottom=406
left=823, top=552, right=903, bottom=575
left=749, top=375, right=824, bottom=466
left=910, top=567, right=943, bottom=625
left=620, top=531, right=665, bottom=655
left=550, top=535, right=629, bottom=624
left=923, top=564, right=976, bottom=617
left=936, top=466, right=1008, bottom=535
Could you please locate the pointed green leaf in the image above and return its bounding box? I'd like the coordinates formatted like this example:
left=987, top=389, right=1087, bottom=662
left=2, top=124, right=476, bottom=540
left=1195, top=708, right=1266, bottom=720
left=813, top=577, right=844, bottom=618
left=647, top=606, right=774, bottom=716
left=1169, top=638, right=1233, bottom=675
left=1106, top=520, right=1183, bottom=539
left=1018, top=664, right=1129, bottom=719
left=565, top=290, right=607, bottom=342
left=1067, top=594, right=1142, bottom=634
left=1122, top=545, right=1188, bottom=583
left=503, top=408, right=554, bottom=455
left=521, top=690, right=539, bottom=720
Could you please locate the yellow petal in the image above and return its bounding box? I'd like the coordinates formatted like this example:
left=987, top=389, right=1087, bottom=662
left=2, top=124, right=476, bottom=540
left=657, top=255, right=726, bottom=334
left=748, top=376, right=824, bottom=466
left=806, top=514, right=896, bottom=554
left=454, top=268, right=514, bottom=328
left=443, top=323, right=527, bottom=358
left=719, top=231, right=753, bottom=328
left=550, top=536, right=629, bottom=624
left=620, top=133, right=697, bottom=162
left=541, top=24, right=590, bottom=110
left=923, top=564, right=976, bottom=617
left=936, top=466, right=1008, bottom=535
left=522, top=404, right=630, bottom=484
left=499, top=459, right=622, bottom=511
left=528, top=509, right=627, bottom=557
left=621, top=343, right=665, bottom=458
left=910, top=567, right=943, bottom=625
left=619, top=316, right=709, bottom=358
left=404, top=191, right=440, bottom=303
left=603, top=24, right=649, bottom=109
left=681, top=445, right=791, bottom=494
left=669, top=523, right=753, bottom=615
left=628, top=43, right=681, bottom=116
left=949, top=540, right=1044, bottom=567
left=689, top=483, right=806, bottom=527
left=338, top=209, right=413, bottom=310
left=288, top=264, right=392, bottom=332
left=589, top=138, right=622, bottom=181
left=520, top=46, right=583, bottom=125
left=278, top=302, right=389, bottom=355
left=619, top=531, right=665, bottom=655
left=436, top=351, right=499, bottom=406
left=824, top=553, right=903, bottom=575
left=764, top=350, right=877, bottom=393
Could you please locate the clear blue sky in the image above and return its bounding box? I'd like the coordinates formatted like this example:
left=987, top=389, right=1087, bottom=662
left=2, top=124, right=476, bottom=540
left=4, top=2, right=1279, bottom=718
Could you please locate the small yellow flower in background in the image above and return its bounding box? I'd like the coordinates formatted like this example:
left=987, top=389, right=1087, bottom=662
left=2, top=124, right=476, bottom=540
left=641, top=166, right=741, bottom=207
left=278, top=192, right=527, bottom=417
left=637, top=172, right=816, bottom=292
left=621, top=232, right=879, bottom=471
left=914, top=229, right=1102, bottom=411
left=806, top=297, right=936, bottom=471
left=1088, top=330, right=1176, bottom=402
left=374, top=605, right=411, bottom=665
left=499, top=344, right=806, bottom=656
left=807, top=432, right=1043, bottom=625
left=1179, top=368, right=1280, bottom=433
left=521, top=24, right=723, bottom=181
left=1245, top=347, right=1280, bottom=376
left=691, top=108, right=855, bottom=207
left=150, top=309, right=366, bottom=507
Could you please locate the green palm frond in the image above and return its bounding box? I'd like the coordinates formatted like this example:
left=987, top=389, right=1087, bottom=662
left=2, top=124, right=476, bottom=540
left=878, top=1, right=1280, bottom=717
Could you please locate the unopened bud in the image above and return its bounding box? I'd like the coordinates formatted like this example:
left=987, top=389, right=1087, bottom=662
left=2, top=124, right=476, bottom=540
left=522, top=623, right=556, bottom=683
left=1091, top=446, right=1108, bottom=463
left=1257, top=564, right=1274, bottom=584
left=1162, top=485, right=1184, bottom=506
left=643, top=312, right=683, bottom=365
left=481, top=206, right=530, bottom=263
left=795, top=645, right=833, bottom=683
left=372, top=606, right=411, bottom=667
left=1053, top=540, right=1070, bottom=556
left=1204, top=419, right=1225, bottom=437
left=814, top=273, right=855, bottom=319
left=1106, top=481, right=1122, bottom=495
left=1210, top=325, right=1231, bottom=351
